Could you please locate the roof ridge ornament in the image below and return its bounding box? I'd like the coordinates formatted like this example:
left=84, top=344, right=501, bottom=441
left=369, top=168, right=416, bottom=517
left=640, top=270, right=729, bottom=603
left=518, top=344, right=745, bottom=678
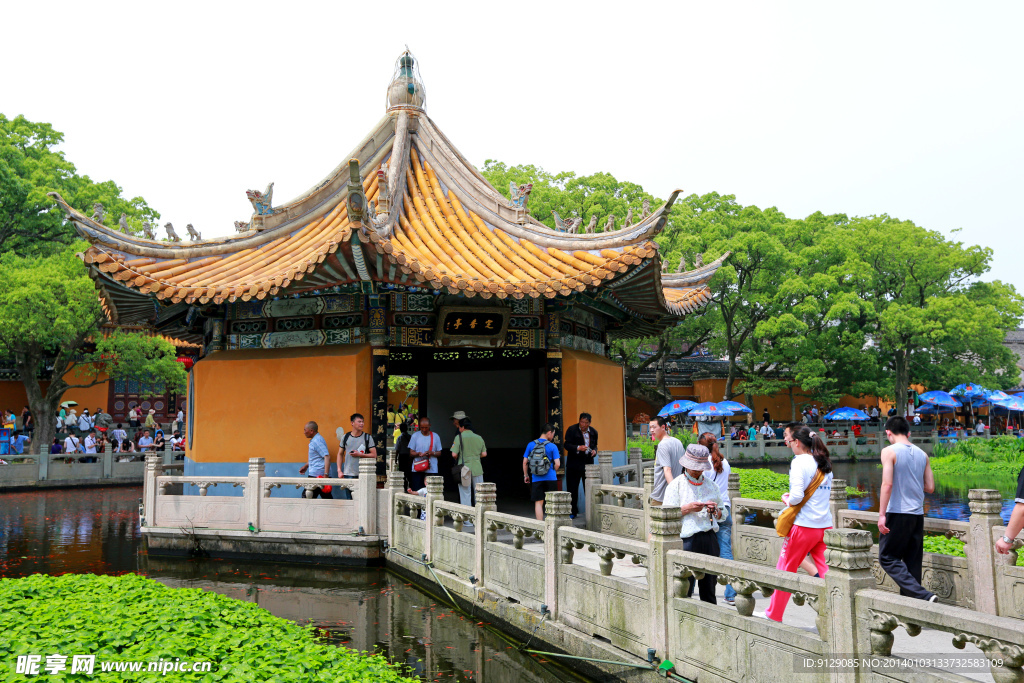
left=246, top=182, right=275, bottom=217
left=552, top=211, right=581, bottom=233
left=386, top=49, right=426, bottom=112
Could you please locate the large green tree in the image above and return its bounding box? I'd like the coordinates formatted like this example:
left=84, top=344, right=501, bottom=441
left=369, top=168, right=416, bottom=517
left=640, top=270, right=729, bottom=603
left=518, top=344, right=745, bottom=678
left=847, top=217, right=1023, bottom=414
left=0, top=114, right=159, bottom=255
left=0, top=244, right=187, bottom=451
left=481, top=161, right=658, bottom=233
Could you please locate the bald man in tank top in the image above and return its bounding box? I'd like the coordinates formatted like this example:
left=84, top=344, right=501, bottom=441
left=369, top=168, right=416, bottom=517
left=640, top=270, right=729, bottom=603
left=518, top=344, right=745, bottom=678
left=878, top=415, right=937, bottom=602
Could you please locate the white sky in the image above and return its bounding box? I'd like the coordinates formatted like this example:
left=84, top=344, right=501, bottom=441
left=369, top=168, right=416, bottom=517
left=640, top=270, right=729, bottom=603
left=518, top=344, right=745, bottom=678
left=5, top=1, right=1022, bottom=294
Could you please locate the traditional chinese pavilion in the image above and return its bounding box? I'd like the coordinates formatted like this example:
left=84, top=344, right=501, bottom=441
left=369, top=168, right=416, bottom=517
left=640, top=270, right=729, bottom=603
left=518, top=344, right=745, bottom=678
left=53, top=52, right=723, bottom=490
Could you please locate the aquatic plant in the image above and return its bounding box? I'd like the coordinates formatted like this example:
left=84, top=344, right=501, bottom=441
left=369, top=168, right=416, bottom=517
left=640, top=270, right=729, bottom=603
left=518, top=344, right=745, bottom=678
left=924, top=534, right=1024, bottom=567
left=0, top=573, right=417, bottom=682
left=734, top=468, right=865, bottom=501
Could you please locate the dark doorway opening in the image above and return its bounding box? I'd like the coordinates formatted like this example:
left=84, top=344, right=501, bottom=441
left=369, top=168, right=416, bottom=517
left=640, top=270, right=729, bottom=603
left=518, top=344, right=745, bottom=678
left=390, top=348, right=546, bottom=501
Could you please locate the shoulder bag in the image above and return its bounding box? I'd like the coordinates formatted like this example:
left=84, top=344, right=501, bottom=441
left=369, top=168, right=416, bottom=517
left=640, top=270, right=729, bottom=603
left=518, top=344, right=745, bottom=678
left=775, top=469, right=825, bottom=537
left=412, top=433, right=433, bottom=473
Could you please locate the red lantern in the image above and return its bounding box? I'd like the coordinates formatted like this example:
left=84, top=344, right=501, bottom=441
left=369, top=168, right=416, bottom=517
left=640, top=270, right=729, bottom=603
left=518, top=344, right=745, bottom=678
left=175, top=356, right=194, bottom=370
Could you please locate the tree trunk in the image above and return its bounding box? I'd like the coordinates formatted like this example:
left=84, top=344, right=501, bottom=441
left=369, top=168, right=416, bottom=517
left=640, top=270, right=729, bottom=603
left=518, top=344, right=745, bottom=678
left=16, top=351, right=60, bottom=455
left=723, top=352, right=738, bottom=401
left=893, top=350, right=910, bottom=418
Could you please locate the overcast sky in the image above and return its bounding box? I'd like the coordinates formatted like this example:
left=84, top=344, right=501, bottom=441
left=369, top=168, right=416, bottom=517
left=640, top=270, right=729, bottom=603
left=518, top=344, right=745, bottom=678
left=5, top=1, right=1022, bottom=294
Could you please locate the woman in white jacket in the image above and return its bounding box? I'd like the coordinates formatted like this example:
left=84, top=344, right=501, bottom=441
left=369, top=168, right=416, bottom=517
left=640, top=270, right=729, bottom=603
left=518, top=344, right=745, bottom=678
left=760, top=423, right=834, bottom=622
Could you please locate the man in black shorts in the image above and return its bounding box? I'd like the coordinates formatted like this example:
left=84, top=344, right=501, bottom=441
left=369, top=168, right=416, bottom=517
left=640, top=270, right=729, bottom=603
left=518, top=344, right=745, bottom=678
left=523, top=424, right=561, bottom=520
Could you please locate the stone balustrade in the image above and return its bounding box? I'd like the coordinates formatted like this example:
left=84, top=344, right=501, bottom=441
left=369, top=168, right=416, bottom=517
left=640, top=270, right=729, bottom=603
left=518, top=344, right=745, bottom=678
left=0, top=449, right=150, bottom=488
left=386, top=485, right=1024, bottom=681
left=141, top=455, right=379, bottom=536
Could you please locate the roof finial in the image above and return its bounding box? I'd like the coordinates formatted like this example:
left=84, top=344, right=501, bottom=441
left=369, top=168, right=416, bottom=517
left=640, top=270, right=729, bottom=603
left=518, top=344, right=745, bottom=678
left=386, top=48, right=426, bottom=111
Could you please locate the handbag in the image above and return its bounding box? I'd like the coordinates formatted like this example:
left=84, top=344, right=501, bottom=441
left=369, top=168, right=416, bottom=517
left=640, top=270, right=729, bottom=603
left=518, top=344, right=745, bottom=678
left=451, top=434, right=468, bottom=482
left=414, top=433, right=436, bottom=473
left=775, top=469, right=825, bottom=537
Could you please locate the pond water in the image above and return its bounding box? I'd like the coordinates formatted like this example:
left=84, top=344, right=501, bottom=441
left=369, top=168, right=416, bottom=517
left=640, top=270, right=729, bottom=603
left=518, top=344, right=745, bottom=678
left=0, top=486, right=591, bottom=683
left=736, top=461, right=1020, bottom=522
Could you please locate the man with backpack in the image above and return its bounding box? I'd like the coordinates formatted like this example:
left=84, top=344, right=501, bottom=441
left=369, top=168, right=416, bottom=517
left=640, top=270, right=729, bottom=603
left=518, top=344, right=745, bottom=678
left=523, top=424, right=561, bottom=520
left=335, top=413, right=377, bottom=501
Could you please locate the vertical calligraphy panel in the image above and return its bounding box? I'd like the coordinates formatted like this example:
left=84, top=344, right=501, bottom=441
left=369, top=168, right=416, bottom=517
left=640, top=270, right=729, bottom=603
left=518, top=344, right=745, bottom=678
left=546, top=351, right=563, bottom=446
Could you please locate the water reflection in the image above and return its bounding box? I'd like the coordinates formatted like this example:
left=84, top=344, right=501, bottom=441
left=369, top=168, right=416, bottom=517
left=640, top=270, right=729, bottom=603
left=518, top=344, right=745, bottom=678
left=0, top=487, right=589, bottom=683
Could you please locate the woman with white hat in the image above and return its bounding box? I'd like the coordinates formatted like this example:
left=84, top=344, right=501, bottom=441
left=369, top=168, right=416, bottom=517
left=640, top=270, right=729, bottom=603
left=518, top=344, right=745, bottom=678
left=663, top=443, right=727, bottom=604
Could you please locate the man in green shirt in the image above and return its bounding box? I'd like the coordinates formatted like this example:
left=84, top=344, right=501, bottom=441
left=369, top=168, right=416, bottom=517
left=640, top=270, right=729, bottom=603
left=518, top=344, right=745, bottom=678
left=453, top=417, right=487, bottom=519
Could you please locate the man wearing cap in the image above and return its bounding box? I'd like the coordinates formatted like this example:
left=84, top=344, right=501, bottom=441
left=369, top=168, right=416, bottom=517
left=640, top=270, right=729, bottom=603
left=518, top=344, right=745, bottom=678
left=663, top=443, right=726, bottom=604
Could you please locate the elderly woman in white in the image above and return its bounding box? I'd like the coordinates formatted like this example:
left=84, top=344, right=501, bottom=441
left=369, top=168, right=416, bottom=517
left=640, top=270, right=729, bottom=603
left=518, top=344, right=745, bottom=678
left=663, top=443, right=727, bottom=604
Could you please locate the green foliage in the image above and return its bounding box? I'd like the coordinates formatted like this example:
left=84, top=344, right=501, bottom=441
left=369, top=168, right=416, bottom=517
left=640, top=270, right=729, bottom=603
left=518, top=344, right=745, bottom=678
left=0, top=114, right=159, bottom=255
left=734, top=468, right=865, bottom=501
left=923, top=534, right=1024, bottom=567
left=0, top=573, right=417, bottom=682
left=0, top=243, right=186, bottom=447
left=930, top=436, right=1024, bottom=477
left=628, top=431, right=696, bottom=460
left=387, top=375, right=418, bottom=395
left=480, top=161, right=657, bottom=234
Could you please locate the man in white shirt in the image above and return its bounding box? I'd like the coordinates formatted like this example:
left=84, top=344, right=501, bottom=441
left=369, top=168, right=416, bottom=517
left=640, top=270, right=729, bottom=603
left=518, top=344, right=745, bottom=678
left=759, top=421, right=774, bottom=438
left=137, top=430, right=155, bottom=451
left=176, top=407, right=185, bottom=435
left=648, top=416, right=684, bottom=506
left=913, top=414, right=921, bottom=425
left=335, top=413, right=377, bottom=500
left=63, top=433, right=81, bottom=454
left=111, top=424, right=128, bottom=453
left=84, top=431, right=97, bottom=454
left=77, top=410, right=92, bottom=435
left=408, top=416, right=442, bottom=490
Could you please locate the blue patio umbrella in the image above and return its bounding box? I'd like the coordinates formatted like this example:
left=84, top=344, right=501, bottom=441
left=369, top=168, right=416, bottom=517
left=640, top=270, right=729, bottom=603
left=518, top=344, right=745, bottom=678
left=919, top=391, right=962, bottom=408
left=716, top=400, right=752, bottom=414
left=993, top=395, right=1024, bottom=412
left=823, top=407, right=870, bottom=421
left=986, top=389, right=1013, bottom=403
left=688, top=402, right=734, bottom=418
left=950, top=383, right=989, bottom=399
left=658, top=400, right=698, bottom=418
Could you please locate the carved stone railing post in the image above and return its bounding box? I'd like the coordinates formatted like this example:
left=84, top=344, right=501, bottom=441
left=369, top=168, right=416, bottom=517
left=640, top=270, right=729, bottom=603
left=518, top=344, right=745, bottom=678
left=385, top=469, right=404, bottom=546
left=628, top=447, right=643, bottom=483
left=102, top=447, right=113, bottom=479
left=474, top=482, right=497, bottom=589
left=643, top=465, right=655, bottom=538
left=598, top=451, right=614, bottom=486
left=649, top=505, right=683, bottom=662
left=823, top=528, right=874, bottom=681
left=830, top=478, right=848, bottom=529
left=424, top=475, right=444, bottom=560
left=38, top=445, right=48, bottom=481
left=247, top=457, right=264, bottom=531
left=544, top=491, right=572, bottom=619
left=359, top=458, right=378, bottom=535
left=142, top=454, right=164, bottom=528
left=968, top=489, right=1003, bottom=615
left=584, top=465, right=601, bottom=531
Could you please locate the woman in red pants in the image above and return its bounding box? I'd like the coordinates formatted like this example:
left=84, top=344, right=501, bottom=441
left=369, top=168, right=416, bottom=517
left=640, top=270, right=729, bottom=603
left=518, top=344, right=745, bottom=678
left=758, top=423, right=834, bottom=622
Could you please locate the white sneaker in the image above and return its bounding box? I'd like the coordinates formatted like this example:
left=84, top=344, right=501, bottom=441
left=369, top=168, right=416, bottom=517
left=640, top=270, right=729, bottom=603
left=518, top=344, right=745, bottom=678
left=753, top=611, right=769, bottom=620
left=462, top=521, right=474, bottom=528
left=928, top=595, right=938, bottom=603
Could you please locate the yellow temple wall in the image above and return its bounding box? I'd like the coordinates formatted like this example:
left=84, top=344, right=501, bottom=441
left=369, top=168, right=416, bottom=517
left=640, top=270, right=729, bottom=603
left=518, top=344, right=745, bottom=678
left=0, top=367, right=110, bottom=418
left=561, top=349, right=626, bottom=452
left=186, top=344, right=372, bottom=463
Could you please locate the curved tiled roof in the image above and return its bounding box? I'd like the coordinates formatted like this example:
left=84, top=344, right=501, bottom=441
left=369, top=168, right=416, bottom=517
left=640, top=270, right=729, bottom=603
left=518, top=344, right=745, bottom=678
left=54, top=102, right=725, bottom=337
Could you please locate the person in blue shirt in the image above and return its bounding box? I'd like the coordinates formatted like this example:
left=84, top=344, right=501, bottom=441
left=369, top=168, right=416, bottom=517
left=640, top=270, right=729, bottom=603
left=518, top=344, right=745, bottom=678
left=298, top=420, right=332, bottom=499
left=522, top=423, right=561, bottom=520
left=11, top=434, right=30, bottom=455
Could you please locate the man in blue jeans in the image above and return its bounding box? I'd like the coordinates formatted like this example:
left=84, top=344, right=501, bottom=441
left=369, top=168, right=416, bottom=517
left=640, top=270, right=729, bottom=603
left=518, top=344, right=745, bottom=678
left=523, top=424, right=561, bottom=521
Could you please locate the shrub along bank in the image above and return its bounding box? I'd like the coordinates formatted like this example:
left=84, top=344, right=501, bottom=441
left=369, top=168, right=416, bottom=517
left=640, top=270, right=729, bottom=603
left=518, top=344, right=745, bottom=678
left=0, top=573, right=417, bottom=682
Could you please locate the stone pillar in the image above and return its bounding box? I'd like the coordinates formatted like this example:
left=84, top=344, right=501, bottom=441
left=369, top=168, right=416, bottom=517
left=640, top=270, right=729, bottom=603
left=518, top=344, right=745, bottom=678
left=727, top=472, right=741, bottom=555
left=823, top=528, right=875, bottom=682
left=474, top=482, right=497, bottom=589
left=424, top=475, right=444, bottom=560
left=643, top=465, right=655, bottom=538
left=359, top=458, right=378, bottom=535
left=102, top=447, right=113, bottom=479
left=967, top=489, right=1003, bottom=614
left=38, top=444, right=48, bottom=481
left=544, top=491, right=572, bottom=617
left=247, top=458, right=264, bottom=530
left=142, top=454, right=164, bottom=528
left=648, top=505, right=683, bottom=662
left=598, top=450, right=614, bottom=485
left=386, top=469, right=404, bottom=546
left=628, top=447, right=643, bottom=484
left=830, top=478, right=848, bottom=529
left=584, top=464, right=601, bottom=531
